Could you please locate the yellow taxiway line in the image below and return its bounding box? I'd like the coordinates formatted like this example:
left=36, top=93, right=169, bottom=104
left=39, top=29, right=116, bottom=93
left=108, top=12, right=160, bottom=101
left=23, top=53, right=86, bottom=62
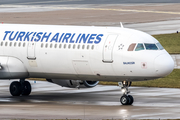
left=1, top=5, right=180, bottom=15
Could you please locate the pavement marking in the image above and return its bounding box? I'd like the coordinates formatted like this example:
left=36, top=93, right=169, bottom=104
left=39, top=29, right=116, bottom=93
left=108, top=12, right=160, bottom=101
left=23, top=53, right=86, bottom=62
left=1, top=5, right=180, bottom=15
left=76, top=7, right=180, bottom=15
left=16, top=0, right=83, bottom=5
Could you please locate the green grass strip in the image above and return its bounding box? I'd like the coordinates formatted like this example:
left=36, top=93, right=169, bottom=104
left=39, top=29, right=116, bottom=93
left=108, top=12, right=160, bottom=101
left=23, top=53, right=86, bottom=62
left=99, top=69, right=180, bottom=88
left=153, top=33, right=180, bottom=54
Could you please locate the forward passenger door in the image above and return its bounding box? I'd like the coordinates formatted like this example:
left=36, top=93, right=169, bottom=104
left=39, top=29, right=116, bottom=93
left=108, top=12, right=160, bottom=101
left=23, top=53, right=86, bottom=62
left=102, top=34, right=118, bottom=63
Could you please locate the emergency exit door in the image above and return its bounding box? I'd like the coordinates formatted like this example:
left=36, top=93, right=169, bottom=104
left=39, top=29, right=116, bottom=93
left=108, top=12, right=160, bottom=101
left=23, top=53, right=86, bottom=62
left=27, top=42, right=36, bottom=60
left=102, top=34, right=118, bottom=63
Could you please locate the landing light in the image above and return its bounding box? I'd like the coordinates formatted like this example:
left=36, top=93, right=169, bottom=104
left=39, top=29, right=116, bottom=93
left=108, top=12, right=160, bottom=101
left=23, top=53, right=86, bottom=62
left=121, top=88, right=126, bottom=93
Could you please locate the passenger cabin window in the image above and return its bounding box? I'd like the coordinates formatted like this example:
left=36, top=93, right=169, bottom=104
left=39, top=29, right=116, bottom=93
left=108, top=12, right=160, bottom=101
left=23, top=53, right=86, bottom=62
left=77, top=45, right=80, bottom=49
left=18, top=42, right=21, bottom=47
left=59, top=44, right=62, bottom=48
left=73, top=44, right=75, bottom=49
left=82, top=45, right=85, bottom=49
left=23, top=43, right=25, bottom=47
left=45, top=43, right=48, bottom=48
left=128, top=43, right=136, bottom=51
left=135, top=43, right=144, bottom=51
left=91, top=45, right=94, bottom=50
left=64, top=44, right=66, bottom=49
left=156, top=42, right=164, bottom=50
left=87, top=45, right=89, bottom=50
left=50, top=43, right=53, bottom=48
left=68, top=44, right=71, bottom=49
left=5, top=42, right=8, bottom=46
left=10, top=42, right=12, bottom=46
left=144, top=43, right=158, bottom=50
left=54, top=44, right=57, bottom=48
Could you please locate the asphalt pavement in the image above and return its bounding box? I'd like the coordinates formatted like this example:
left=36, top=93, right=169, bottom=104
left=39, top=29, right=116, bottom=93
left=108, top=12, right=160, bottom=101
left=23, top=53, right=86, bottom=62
left=0, top=80, right=180, bottom=119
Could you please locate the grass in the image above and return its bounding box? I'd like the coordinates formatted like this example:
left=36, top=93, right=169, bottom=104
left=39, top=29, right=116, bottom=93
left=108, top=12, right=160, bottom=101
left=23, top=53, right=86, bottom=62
left=153, top=33, right=180, bottom=54
left=99, top=69, right=180, bottom=88
left=29, top=78, right=46, bottom=81
left=132, top=69, right=180, bottom=88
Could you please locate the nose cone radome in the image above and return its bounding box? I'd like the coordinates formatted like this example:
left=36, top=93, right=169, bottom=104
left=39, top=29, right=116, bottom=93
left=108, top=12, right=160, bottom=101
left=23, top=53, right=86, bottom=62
left=154, top=54, right=174, bottom=77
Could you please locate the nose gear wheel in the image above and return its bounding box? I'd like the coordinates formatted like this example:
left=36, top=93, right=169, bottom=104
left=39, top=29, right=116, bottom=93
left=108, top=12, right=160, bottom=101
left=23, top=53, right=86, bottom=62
left=119, top=81, right=134, bottom=105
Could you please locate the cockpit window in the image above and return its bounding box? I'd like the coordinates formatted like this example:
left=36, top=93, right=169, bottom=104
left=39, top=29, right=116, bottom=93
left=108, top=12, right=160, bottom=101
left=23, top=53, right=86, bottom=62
left=128, top=43, right=136, bottom=51
left=135, top=43, right=144, bottom=51
left=156, top=42, right=164, bottom=50
left=144, top=43, right=158, bottom=50
left=128, top=43, right=162, bottom=51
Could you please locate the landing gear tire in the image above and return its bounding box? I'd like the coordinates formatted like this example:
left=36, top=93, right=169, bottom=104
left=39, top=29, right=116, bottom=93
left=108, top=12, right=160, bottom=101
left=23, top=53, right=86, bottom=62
left=9, top=80, right=32, bottom=96
left=21, top=81, right=31, bottom=96
left=10, top=81, right=22, bottom=96
left=119, top=81, right=134, bottom=105
left=120, top=95, right=130, bottom=105
left=120, top=95, right=134, bottom=105
left=128, top=95, right=134, bottom=105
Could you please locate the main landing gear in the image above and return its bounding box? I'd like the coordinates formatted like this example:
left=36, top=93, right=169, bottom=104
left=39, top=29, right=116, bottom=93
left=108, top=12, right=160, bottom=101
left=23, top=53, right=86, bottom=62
left=119, top=81, right=134, bottom=105
left=9, top=79, right=31, bottom=96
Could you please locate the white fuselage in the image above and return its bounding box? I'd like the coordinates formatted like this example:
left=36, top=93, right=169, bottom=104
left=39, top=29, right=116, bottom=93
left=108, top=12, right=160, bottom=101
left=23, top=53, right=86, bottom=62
left=0, top=24, right=174, bottom=82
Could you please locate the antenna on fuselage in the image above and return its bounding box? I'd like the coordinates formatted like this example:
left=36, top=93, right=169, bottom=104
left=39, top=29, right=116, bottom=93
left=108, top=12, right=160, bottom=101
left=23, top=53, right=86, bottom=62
left=120, top=22, right=124, bottom=28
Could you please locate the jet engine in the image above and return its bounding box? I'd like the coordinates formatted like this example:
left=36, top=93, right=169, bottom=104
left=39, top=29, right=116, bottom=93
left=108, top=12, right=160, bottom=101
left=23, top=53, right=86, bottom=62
left=46, top=79, right=99, bottom=88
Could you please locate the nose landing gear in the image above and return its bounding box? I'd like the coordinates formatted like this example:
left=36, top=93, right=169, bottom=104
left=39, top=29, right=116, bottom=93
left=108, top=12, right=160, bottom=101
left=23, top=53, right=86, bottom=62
left=119, top=81, right=134, bottom=105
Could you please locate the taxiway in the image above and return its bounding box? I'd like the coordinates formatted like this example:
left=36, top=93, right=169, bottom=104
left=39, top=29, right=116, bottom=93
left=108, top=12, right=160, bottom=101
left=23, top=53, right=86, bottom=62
left=0, top=80, right=180, bottom=119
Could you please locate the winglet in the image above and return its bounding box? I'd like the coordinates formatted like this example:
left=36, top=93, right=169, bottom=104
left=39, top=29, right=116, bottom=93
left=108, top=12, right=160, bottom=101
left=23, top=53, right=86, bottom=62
left=120, top=22, right=124, bottom=28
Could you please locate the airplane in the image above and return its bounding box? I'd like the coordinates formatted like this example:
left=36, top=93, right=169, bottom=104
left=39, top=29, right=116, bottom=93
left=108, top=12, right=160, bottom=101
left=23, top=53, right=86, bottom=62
left=0, top=23, right=174, bottom=105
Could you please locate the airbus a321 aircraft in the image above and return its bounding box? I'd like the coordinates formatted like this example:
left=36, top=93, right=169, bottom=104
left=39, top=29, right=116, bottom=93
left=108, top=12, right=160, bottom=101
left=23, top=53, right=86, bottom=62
left=0, top=23, right=174, bottom=105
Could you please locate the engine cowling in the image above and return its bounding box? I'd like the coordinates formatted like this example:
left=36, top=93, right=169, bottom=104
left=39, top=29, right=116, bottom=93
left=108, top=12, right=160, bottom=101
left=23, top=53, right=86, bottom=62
left=46, top=79, right=99, bottom=88
left=0, top=56, right=28, bottom=79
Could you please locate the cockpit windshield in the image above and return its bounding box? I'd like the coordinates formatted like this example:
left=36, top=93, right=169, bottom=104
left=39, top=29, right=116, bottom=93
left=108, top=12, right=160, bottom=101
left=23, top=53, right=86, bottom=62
left=144, top=43, right=158, bottom=50
left=128, top=42, right=164, bottom=51
left=156, top=42, right=164, bottom=50
left=135, top=43, right=144, bottom=51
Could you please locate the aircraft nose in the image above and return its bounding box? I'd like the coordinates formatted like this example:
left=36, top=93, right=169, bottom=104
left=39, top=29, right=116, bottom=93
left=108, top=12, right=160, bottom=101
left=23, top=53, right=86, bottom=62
left=154, top=54, right=174, bottom=77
